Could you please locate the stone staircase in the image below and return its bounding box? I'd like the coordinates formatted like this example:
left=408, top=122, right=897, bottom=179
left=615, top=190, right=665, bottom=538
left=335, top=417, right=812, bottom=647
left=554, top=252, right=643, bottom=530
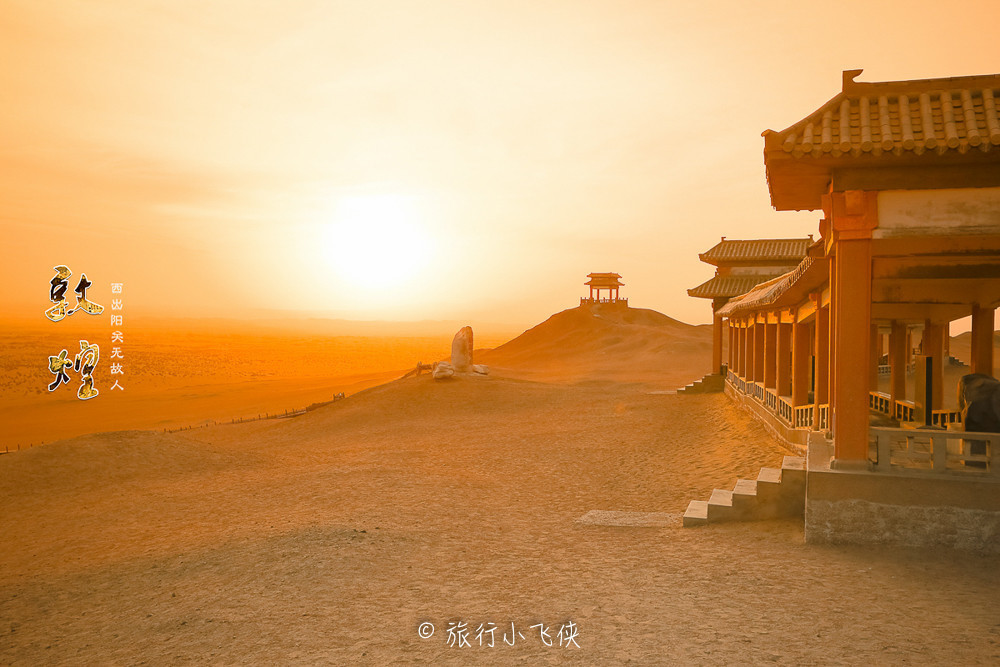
left=683, top=456, right=805, bottom=527
left=677, top=373, right=725, bottom=395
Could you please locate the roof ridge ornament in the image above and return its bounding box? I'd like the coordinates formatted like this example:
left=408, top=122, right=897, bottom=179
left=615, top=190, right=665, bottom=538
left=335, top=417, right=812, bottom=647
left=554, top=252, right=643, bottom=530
left=842, top=69, right=864, bottom=92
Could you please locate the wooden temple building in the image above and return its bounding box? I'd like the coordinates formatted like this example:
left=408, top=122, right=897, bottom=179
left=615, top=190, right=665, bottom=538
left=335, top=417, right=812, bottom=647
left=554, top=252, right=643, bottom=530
left=582, top=272, right=626, bottom=306
left=687, top=70, right=1000, bottom=550
left=688, top=237, right=811, bottom=374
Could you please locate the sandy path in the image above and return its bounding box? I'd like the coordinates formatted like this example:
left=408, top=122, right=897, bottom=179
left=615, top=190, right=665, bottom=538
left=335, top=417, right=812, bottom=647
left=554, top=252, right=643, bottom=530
left=2, top=376, right=999, bottom=664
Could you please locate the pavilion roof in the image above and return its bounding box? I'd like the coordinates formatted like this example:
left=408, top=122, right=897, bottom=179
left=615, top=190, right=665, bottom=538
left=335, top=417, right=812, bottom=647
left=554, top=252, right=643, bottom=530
left=764, top=69, right=1000, bottom=211
left=686, top=274, right=785, bottom=299
left=585, top=272, right=623, bottom=287
left=716, top=256, right=829, bottom=317
left=698, top=238, right=811, bottom=266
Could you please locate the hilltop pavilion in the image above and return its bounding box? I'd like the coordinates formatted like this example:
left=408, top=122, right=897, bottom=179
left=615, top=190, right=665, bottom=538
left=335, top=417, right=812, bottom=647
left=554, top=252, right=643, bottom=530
left=582, top=272, right=626, bottom=305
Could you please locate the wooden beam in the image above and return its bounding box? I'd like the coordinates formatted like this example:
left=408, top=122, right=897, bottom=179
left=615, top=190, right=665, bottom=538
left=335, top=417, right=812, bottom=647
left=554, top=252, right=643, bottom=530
left=872, top=278, right=998, bottom=305
left=871, top=235, right=1000, bottom=257
left=832, top=162, right=1000, bottom=192
left=871, top=303, right=970, bottom=321
left=872, top=256, right=1000, bottom=280
left=797, top=298, right=817, bottom=323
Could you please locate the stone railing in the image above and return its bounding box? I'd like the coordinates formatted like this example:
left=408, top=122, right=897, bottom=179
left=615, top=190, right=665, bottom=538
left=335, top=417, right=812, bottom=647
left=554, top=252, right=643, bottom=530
left=869, top=391, right=892, bottom=415
left=895, top=400, right=915, bottom=422
left=777, top=395, right=793, bottom=424
left=752, top=382, right=765, bottom=403
left=869, top=426, right=999, bottom=475
left=932, top=410, right=963, bottom=427
left=817, top=404, right=829, bottom=431
left=580, top=297, right=628, bottom=306
left=764, top=387, right=777, bottom=411
left=793, top=403, right=814, bottom=429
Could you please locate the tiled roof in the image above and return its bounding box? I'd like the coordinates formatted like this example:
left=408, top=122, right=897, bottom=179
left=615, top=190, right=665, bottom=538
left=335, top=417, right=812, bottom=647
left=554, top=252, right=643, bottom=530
left=687, top=274, right=784, bottom=299
left=764, top=70, right=1000, bottom=210
left=717, top=257, right=828, bottom=317
left=585, top=272, right=623, bottom=287
left=698, top=238, right=811, bottom=265
left=769, top=70, right=1000, bottom=159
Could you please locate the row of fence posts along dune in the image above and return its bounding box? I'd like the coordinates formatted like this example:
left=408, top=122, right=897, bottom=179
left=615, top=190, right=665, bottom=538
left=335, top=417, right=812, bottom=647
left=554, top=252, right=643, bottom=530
left=0, top=393, right=349, bottom=453
left=161, top=392, right=348, bottom=433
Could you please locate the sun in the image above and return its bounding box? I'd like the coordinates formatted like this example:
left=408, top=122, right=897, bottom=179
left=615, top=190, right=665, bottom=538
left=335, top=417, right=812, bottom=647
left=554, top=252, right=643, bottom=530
left=320, top=194, right=432, bottom=289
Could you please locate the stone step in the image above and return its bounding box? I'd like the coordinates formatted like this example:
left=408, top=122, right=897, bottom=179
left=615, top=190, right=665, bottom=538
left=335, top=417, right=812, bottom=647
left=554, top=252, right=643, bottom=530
left=683, top=460, right=807, bottom=528
left=782, top=455, right=805, bottom=471
left=732, top=478, right=758, bottom=501
left=780, top=456, right=807, bottom=498
left=707, top=488, right=734, bottom=521
left=708, top=488, right=731, bottom=505
left=683, top=500, right=708, bottom=527
left=757, top=467, right=782, bottom=484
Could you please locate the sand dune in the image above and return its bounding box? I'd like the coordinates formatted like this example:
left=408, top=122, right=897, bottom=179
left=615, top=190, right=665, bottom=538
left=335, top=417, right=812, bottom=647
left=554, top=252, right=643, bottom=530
left=478, top=303, right=713, bottom=387
left=4, top=368, right=999, bottom=663
left=3, top=312, right=998, bottom=662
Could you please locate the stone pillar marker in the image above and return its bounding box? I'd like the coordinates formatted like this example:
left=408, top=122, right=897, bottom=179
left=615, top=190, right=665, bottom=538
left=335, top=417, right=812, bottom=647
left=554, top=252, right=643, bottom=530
left=451, top=326, right=473, bottom=372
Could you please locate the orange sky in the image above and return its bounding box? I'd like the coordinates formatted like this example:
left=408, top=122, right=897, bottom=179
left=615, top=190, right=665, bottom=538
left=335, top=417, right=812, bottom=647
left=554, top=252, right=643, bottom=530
left=3, top=1, right=999, bottom=328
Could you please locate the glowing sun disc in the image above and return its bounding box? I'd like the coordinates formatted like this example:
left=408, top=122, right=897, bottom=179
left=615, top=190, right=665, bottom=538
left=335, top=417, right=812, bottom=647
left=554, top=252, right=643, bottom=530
left=320, top=194, right=432, bottom=289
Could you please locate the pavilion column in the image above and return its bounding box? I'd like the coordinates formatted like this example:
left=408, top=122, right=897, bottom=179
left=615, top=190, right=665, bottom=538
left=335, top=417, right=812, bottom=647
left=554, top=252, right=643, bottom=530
left=923, top=320, right=945, bottom=409
left=814, top=305, right=830, bottom=429
left=736, top=324, right=745, bottom=377
left=869, top=324, right=880, bottom=390
left=833, top=237, right=873, bottom=461
left=828, top=255, right=837, bottom=436
left=792, top=319, right=810, bottom=406
left=763, top=320, right=777, bottom=388
left=753, top=320, right=765, bottom=383
left=971, top=304, right=995, bottom=377
left=828, top=189, right=878, bottom=464
left=712, top=312, right=724, bottom=375
left=727, top=323, right=734, bottom=371
left=889, top=321, right=907, bottom=408
left=777, top=321, right=792, bottom=396
left=740, top=320, right=753, bottom=380
left=744, top=323, right=752, bottom=378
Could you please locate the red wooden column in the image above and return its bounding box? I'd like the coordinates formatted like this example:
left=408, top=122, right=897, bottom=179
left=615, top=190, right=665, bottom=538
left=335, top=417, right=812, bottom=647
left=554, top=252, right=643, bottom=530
left=814, top=305, right=830, bottom=429
left=712, top=312, right=724, bottom=375
left=737, top=323, right=746, bottom=377
left=829, top=190, right=877, bottom=464
left=869, top=324, right=880, bottom=390
left=971, top=304, right=995, bottom=376
left=777, top=321, right=792, bottom=396
left=828, top=254, right=837, bottom=436
left=792, top=319, right=811, bottom=406
left=727, top=322, right=734, bottom=371
left=763, top=320, right=777, bottom=388
left=753, top=320, right=765, bottom=383
left=889, top=321, right=907, bottom=408
left=743, top=320, right=756, bottom=382
left=923, top=320, right=945, bottom=409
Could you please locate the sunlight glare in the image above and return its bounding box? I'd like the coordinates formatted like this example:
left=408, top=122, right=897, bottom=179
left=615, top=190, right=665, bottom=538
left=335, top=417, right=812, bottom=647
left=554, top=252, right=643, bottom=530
left=320, top=194, right=432, bottom=290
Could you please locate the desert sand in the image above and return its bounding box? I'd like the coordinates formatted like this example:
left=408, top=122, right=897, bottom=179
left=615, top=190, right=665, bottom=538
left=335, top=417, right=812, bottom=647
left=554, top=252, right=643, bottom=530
left=2, top=306, right=999, bottom=664
left=0, top=318, right=516, bottom=448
